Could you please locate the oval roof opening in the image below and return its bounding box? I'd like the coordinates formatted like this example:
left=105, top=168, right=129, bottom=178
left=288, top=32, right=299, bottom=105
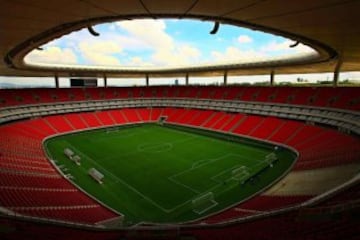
left=24, top=19, right=317, bottom=71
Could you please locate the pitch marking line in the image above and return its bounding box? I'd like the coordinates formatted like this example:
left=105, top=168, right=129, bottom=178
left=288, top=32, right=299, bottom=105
left=168, top=153, right=267, bottom=199
left=64, top=142, right=194, bottom=213
left=210, top=164, right=245, bottom=181
left=168, top=154, right=239, bottom=194
left=136, top=133, right=199, bottom=154
left=137, top=142, right=173, bottom=153
left=170, top=153, right=256, bottom=180
left=56, top=127, right=276, bottom=216
left=65, top=142, right=121, bottom=183
left=100, top=127, right=146, bottom=139
left=168, top=177, right=200, bottom=194
left=167, top=156, right=255, bottom=214
left=65, top=142, right=174, bottom=212
left=93, top=131, right=199, bottom=169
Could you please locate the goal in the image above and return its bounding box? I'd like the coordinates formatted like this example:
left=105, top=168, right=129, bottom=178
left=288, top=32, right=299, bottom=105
left=106, top=127, right=119, bottom=133
left=158, top=116, right=167, bottom=125
left=232, top=166, right=250, bottom=183
left=192, top=192, right=218, bottom=214
left=265, top=152, right=278, bottom=167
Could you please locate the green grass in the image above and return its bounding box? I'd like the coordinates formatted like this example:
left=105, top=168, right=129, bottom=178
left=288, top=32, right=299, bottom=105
left=45, top=123, right=296, bottom=225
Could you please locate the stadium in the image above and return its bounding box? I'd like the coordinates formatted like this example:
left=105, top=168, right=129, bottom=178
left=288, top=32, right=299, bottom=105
left=0, top=1, right=360, bottom=239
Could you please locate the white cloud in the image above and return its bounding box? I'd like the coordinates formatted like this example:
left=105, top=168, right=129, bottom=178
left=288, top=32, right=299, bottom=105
left=78, top=41, right=122, bottom=66
left=180, top=45, right=201, bottom=59
left=80, top=41, right=122, bottom=54
left=261, top=40, right=314, bottom=55
left=116, top=35, right=152, bottom=51
left=293, top=43, right=315, bottom=54
left=116, top=19, right=173, bottom=51
left=340, top=71, right=360, bottom=81
left=261, top=40, right=291, bottom=52
left=237, top=35, right=252, bottom=44
left=115, top=19, right=203, bottom=67
left=211, top=46, right=265, bottom=63
left=24, top=46, right=78, bottom=65
left=127, top=57, right=153, bottom=67
left=108, top=23, right=116, bottom=31
left=151, top=44, right=202, bottom=66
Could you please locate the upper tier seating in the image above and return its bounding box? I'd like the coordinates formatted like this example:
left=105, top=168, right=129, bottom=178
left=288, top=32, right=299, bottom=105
left=1, top=86, right=359, bottom=111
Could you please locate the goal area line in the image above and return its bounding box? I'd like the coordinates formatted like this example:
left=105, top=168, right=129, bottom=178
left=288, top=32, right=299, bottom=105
left=166, top=154, right=276, bottom=214
left=192, top=192, right=218, bottom=215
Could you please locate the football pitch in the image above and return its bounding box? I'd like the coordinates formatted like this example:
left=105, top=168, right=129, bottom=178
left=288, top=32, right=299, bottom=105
left=45, top=123, right=296, bottom=225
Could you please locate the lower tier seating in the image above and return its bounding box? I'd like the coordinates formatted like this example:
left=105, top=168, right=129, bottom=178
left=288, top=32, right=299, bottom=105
left=202, top=195, right=312, bottom=223
left=0, top=107, right=359, bottom=225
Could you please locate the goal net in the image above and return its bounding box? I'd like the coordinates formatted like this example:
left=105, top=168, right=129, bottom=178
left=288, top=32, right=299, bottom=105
left=231, top=166, right=250, bottom=183
left=158, top=116, right=167, bottom=125
left=106, top=127, right=119, bottom=134
left=192, top=192, right=218, bottom=214
left=265, top=152, right=278, bottom=167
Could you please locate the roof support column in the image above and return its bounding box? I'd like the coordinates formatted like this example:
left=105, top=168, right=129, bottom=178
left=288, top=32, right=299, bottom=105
left=224, top=71, right=228, bottom=86
left=185, top=73, right=189, bottom=85
left=104, top=75, right=107, bottom=88
left=55, top=74, right=59, bottom=88
left=145, top=74, right=149, bottom=86
left=333, top=58, right=343, bottom=87
left=270, top=70, right=275, bottom=86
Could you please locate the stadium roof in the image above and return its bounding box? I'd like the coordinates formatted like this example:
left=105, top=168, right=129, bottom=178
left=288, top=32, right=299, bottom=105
left=1, top=0, right=360, bottom=78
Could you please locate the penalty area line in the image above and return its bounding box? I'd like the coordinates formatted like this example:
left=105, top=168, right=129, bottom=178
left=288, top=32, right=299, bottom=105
left=65, top=143, right=179, bottom=213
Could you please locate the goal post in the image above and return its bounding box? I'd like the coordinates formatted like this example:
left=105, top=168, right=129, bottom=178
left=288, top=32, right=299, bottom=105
left=265, top=152, right=278, bottom=167
left=231, top=166, right=250, bottom=183
left=106, top=127, right=119, bottom=133
left=192, top=192, right=218, bottom=214
left=158, top=116, right=167, bottom=125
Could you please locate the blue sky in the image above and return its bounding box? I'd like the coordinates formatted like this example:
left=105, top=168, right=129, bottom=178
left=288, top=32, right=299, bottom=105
left=24, top=19, right=315, bottom=68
